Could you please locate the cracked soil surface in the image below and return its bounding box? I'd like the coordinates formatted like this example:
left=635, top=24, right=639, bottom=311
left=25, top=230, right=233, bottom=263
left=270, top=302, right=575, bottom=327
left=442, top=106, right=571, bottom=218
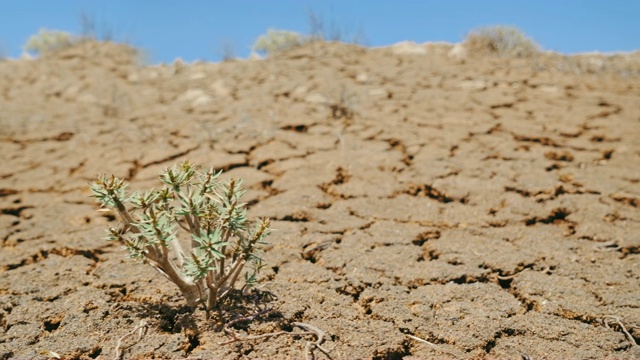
left=0, top=41, right=639, bottom=359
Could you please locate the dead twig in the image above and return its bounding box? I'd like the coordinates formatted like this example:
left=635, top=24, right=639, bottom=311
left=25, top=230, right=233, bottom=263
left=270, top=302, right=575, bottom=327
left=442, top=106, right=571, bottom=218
left=113, top=319, right=148, bottom=360
left=221, top=319, right=330, bottom=360
left=220, top=328, right=317, bottom=345
left=593, top=241, right=621, bottom=252
left=404, top=333, right=460, bottom=358
left=405, top=334, right=441, bottom=350
left=292, top=322, right=331, bottom=360
left=225, top=307, right=273, bottom=328
left=602, top=315, right=638, bottom=348
left=539, top=266, right=553, bottom=275
left=220, top=307, right=274, bottom=344
left=496, top=268, right=529, bottom=280
left=302, top=240, right=334, bottom=255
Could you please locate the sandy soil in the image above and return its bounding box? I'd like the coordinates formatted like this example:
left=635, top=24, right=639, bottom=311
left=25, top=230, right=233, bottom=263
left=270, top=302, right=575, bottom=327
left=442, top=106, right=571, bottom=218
left=0, top=40, right=639, bottom=359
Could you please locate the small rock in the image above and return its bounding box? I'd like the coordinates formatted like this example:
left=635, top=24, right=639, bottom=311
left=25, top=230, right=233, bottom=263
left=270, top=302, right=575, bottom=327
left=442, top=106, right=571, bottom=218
left=356, top=73, right=369, bottom=83
left=586, top=57, right=605, bottom=72
left=210, top=80, right=230, bottom=97
left=127, top=72, right=140, bottom=83
left=62, top=85, right=81, bottom=100
left=77, top=93, right=97, bottom=104
left=178, top=89, right=212, bottom=107
left=305, top=93, right=327, bottom=104
left=189, top=72, right=207, bottom=80
left=145, top=70, right=159, bottom=80
left=292, top=86, right=308, bottom=100
left=457, top=80, right=488, bottom=91
left=247, top=52, right=263, bottom=60
left=369, top=88, right=387, bottom=97
left=448, top=43, right=467, bottom=61
left=391, top=41, right=427, bottom=55
left=539, top=84, right=562, bottom=95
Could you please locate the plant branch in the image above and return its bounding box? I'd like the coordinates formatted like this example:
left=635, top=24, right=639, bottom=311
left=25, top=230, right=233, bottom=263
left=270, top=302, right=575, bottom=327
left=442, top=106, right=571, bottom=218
left=113, top=320, right=147, bottom=360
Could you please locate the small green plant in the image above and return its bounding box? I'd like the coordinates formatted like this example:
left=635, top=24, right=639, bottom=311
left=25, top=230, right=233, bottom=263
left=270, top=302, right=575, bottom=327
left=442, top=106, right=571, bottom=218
left=252, top=28, right=308, bottom=55
left=464, top=25, right=539, bottom=58
left=23, top=28, right=77, bottom=55
left=90, top=161, right=271, bottom=311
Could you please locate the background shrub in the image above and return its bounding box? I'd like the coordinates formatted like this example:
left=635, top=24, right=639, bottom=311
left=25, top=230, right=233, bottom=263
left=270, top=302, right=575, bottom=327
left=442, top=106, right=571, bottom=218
left=252, top=28, right=307, bottom=55
left=23, top=28, right=77, bottom=55
left=464, top=25, right=540, bottom=58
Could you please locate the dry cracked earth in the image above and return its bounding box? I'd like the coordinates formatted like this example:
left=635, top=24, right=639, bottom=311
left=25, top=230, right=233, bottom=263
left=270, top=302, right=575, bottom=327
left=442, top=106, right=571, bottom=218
left=0, top=41, right=639, bottom=359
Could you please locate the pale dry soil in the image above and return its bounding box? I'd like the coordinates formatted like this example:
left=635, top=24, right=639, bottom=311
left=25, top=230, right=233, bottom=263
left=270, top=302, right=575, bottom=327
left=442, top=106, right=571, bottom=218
left=0, top=41, right=639, bottom=359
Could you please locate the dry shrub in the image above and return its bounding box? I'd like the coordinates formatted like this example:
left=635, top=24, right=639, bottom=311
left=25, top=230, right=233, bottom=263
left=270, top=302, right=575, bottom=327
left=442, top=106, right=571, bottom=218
left=464, top=25, right=539, bottom=58
left=252, top=29, right=308, bottom=55
left=24, top=29, right=77, bottom=55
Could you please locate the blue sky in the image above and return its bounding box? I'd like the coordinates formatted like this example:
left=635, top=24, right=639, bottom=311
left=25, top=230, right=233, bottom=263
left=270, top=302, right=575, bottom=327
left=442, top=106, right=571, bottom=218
left=0, top=1, right=638, bottom=63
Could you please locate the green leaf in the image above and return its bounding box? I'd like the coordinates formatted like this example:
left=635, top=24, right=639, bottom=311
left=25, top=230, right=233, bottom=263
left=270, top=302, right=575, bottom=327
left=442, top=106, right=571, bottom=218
left=133, top=211, right=176, bottom=247
left=183, top=250, right=214, bottom=280
left=89, top=175, right=129, bottom=208
left=191, top=230, right=228, bottom=259
left=130, top=190, right=161, bottom=209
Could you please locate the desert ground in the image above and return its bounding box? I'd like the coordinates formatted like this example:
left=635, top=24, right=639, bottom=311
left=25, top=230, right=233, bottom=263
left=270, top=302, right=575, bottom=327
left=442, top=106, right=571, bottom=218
left=0, top=40, right=639, bottom=359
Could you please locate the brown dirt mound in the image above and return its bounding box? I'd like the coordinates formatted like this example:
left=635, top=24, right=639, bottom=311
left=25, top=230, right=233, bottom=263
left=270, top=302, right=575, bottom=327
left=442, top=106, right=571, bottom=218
left=0, top=40, right=639, bottom=359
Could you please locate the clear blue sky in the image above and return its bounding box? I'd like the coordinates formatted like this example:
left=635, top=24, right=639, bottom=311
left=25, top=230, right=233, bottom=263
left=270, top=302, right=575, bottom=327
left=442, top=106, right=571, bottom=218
left=0, top=1, right=638, bottom=63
